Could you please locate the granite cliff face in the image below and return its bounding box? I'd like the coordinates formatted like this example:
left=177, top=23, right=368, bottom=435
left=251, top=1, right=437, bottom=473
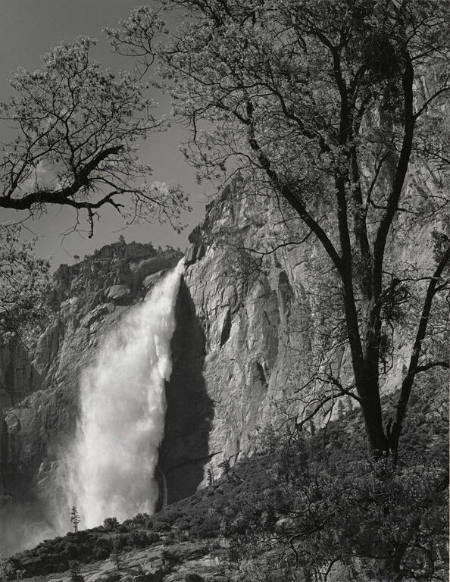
left=0, top=168, right=443, bottom=551
left=0, top=181, right=318, bottom=526
left=179, top=181, right=317, bottom=484
left=155, top=168, right=443, bottom=491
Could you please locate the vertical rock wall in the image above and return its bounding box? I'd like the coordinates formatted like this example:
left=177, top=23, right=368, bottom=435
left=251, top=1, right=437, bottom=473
left=0, top=165, right=444, bottom=515
left=181, top=180, right=319, bottom=482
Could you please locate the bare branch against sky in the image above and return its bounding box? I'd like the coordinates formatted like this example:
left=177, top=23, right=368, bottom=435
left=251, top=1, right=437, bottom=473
left=0, top=0, right=207, bottom=266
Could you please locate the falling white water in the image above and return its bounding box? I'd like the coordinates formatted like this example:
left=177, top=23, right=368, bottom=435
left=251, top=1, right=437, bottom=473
left=64, top=259, right=184, bottom=529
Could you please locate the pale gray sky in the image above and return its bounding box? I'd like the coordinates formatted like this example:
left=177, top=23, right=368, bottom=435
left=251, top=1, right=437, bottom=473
left=0, top=1, right=210, bottom=266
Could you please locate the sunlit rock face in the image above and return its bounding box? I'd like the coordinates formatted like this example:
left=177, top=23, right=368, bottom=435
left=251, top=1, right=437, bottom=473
left=180, top=163, right=445, bottom=482
left=157, top=180, right=319, bottom=500
left=182, top=179, right=317, bottom=482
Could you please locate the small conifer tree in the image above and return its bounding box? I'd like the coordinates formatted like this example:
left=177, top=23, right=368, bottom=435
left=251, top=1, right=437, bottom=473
left=70, top=506, right=80, bottom=533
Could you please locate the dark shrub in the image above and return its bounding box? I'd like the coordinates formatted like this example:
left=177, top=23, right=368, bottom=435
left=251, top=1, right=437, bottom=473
left=193, top=516, right=220, bottom=539
left=92, top=548, right=109, bottom=561
left=103, top=517, right=120, bottom=531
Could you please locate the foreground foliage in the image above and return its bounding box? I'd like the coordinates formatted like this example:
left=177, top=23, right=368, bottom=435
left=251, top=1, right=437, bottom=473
left=7, top=378, right=448, bottom=581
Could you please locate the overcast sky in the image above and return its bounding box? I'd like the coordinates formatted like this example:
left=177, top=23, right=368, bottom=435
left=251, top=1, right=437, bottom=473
left=0, top=1, right=209, bottom=266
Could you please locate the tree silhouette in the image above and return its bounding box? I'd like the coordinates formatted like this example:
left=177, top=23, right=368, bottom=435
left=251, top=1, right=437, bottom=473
left=109, top=0, right=449, bottom=457
left=0, top=38, right=188, bottom=236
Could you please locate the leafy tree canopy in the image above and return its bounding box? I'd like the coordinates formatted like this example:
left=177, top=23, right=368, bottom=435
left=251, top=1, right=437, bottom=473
left=108, top=0, right=449, bottom=456
left=0, top=224, right=50, bottom=342
left=0, top=37, right=189, bottom=236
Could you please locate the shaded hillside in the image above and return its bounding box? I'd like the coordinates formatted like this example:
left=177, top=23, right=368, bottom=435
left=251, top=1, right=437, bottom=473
left=6, top=378, right=448, bottom=581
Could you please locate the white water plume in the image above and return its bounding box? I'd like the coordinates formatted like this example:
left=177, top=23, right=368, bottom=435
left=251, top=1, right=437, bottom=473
left=64, top=259, right=184, bottom=528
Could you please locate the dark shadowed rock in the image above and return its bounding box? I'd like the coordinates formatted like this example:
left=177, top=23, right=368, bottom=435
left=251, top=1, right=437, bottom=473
left=159, top=279, right=212, bottom=504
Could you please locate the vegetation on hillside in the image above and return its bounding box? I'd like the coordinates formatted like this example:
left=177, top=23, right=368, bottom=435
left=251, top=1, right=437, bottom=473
left=0, top=225, right=50, bottom=342
left=6, top=374, right=447, bottom=581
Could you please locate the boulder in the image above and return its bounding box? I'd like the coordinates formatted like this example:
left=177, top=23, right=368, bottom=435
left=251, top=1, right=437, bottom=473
left=106, top=284, right=132, bottom=303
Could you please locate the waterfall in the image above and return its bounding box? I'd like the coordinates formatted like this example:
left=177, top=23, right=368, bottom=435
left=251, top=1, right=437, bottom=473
left=63, top=259, right=184, bottom=529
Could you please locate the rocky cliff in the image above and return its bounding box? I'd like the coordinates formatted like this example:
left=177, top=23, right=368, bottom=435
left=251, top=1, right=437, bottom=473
left=177, top=179, right=317, bottom=485
left=0, top=180, right=317, bottom=513
left=0, top=183, right=319, bottom=555
left=0, top=242, right=182, bottom=522
left=179, top=167, right=446, bottom=484
left=0, top=170, right=444, bottom=553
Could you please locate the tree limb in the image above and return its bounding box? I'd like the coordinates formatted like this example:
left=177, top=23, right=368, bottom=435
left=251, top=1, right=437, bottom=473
left=388, top=243, right=450, bottom=452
